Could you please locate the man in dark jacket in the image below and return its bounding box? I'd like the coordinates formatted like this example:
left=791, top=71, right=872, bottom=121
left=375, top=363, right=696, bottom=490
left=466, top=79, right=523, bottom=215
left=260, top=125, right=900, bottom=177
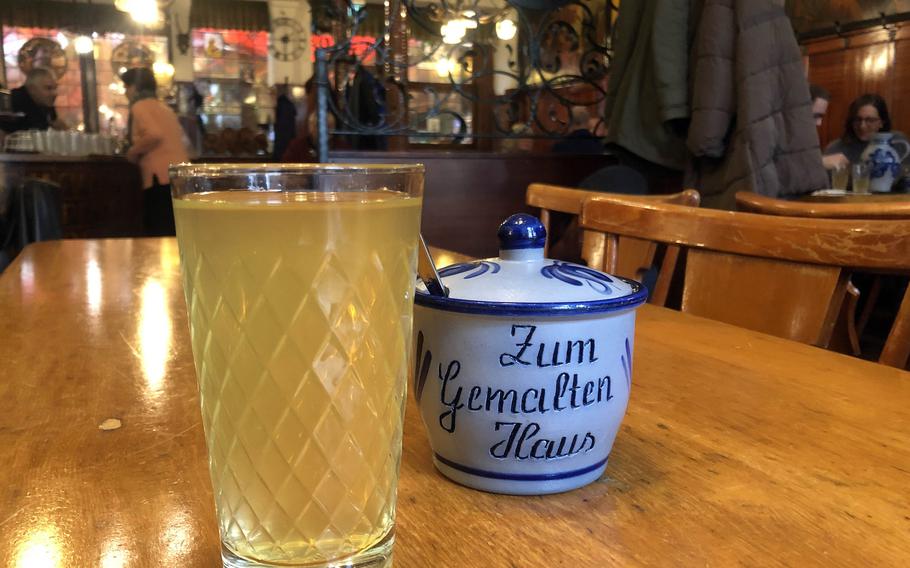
left=3, top=67, right=65, bottom=133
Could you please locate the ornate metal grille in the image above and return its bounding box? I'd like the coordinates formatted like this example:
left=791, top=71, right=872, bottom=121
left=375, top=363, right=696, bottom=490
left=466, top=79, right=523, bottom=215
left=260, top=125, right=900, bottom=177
left=315, top=0, right=617, bottom=160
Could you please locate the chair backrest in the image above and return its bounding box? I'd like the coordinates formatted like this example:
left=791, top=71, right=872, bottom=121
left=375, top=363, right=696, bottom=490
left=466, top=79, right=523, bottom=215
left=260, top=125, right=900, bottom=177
left=580, top=196, right=910, bottom=368
left=526, top=184, right=700, bottom=293
left=735, top=190, right=910, bottom=367
left=735, top=191, right=910, bottom=219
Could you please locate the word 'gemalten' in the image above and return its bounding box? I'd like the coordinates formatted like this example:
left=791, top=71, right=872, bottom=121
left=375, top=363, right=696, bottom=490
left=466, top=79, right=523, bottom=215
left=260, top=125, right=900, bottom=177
left=438, top=363, right=613, bottom=433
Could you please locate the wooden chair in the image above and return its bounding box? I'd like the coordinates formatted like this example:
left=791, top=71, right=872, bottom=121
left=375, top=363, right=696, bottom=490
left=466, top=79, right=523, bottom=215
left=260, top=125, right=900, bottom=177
left=526, top=184, right=700, bottom=302
left=735, top=190, right=910, bottom=359
left=735, top=191, right=910, bottom=219
left=580, top=197, right=910, bottom=369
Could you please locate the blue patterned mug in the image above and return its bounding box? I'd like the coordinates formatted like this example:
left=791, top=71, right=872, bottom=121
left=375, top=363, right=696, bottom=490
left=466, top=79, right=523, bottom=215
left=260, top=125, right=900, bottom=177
left=413, top=214, right=647, bottom=495
left=860, top=132, right=910, bottom=193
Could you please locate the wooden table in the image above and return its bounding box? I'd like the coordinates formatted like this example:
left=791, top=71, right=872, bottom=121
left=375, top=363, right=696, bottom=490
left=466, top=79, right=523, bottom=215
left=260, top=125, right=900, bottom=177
left=1, top=239, right=909, bottom=567
left=799, top=191, right=910, bottom=203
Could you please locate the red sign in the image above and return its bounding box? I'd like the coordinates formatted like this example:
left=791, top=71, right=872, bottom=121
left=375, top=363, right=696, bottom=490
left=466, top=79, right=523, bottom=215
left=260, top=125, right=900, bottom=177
left=310, top=34, right=377, bottom=64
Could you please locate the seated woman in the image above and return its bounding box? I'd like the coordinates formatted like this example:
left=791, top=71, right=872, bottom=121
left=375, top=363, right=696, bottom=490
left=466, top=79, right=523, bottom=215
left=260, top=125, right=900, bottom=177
left=824, top=93, right=908, bottom=166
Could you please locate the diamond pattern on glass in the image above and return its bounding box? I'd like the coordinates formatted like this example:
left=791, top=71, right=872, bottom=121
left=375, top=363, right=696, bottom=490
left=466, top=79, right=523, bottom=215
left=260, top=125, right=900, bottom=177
left=183, top=243, right=413, bottom=564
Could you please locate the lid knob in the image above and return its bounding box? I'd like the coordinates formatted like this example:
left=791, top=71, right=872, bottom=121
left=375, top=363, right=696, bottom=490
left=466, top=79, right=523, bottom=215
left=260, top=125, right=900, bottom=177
left=498, top=213, right=546, bottom=260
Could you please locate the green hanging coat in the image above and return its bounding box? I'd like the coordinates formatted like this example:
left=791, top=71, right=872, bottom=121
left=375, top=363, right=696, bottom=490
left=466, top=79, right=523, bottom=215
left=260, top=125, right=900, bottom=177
left=604, top=0, right=693, bottom=172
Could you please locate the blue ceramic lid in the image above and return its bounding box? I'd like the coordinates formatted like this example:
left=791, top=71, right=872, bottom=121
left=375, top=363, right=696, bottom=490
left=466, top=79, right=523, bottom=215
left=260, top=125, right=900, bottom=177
left=415, top=214, right=648, bottom=316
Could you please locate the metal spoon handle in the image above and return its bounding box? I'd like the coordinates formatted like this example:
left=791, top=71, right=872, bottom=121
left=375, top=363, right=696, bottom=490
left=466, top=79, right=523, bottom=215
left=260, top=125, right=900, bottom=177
left=417, top=234, right=448, bottom=297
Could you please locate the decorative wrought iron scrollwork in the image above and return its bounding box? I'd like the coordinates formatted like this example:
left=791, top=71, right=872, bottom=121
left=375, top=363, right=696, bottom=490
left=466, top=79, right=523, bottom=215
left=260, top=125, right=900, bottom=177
left=315, top=0, right=616, bottom=160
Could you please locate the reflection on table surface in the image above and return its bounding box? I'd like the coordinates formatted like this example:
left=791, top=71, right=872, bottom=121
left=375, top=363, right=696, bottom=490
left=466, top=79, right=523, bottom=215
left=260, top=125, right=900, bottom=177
left=0, top=238, right=908, bottom=567
left=429, top=247, right=472, bottom=269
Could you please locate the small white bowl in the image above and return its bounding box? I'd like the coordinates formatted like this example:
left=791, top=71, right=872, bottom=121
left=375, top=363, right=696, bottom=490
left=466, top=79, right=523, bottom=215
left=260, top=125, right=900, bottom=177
left=414, top=214, right=647, bottom=495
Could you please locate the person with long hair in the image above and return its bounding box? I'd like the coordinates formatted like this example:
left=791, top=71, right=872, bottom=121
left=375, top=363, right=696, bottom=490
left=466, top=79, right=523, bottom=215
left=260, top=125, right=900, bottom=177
left=122, top=67, right=189, bottom=236
left=823, top=93, right=907, bottom=165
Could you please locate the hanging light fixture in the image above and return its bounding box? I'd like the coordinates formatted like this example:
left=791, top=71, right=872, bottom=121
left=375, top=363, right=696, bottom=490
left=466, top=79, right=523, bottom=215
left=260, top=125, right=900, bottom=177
left=132, top=0, right=162, bottom=26
left=115, top=0, right=163, bottom=26
left=74, top=35, right=95, bottom=55
left=152, top=60, right=175, bottom=79
left=455, top=16, right=478, bottom=30
left=435, top=58, right=455, bottom=78
left=440, top=21, right=466, bottom=44
left=496, top=19, right=517, bottom=41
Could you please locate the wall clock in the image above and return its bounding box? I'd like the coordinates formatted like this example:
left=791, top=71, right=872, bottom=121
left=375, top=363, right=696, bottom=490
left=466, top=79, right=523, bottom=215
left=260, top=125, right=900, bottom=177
left=271, top=17, right=306, bottom=61
left=18, top=38, right=68, bottom=79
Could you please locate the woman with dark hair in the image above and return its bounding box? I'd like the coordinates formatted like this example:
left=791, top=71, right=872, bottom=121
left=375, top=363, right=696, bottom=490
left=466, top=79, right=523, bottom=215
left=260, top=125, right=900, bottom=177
left=122, top=67, right=189, bottom=236
left=823, top=93, right=906, bottom=164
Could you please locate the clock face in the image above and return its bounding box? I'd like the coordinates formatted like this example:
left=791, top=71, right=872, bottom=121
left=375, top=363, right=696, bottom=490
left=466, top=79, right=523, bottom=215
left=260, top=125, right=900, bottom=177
left=271, top=17, right=306, bottom=61
left=18, top=38, right=68, bottom=79
left=111, top=41, right=154, bottom=76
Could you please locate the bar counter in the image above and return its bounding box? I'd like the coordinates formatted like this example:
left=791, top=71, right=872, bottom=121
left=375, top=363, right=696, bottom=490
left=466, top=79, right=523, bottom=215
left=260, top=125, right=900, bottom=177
left=0, top=152, right=143, bottom=238
left=1, top=239, right=908, bottom=566
left=2, top=150, right=615, bottom=256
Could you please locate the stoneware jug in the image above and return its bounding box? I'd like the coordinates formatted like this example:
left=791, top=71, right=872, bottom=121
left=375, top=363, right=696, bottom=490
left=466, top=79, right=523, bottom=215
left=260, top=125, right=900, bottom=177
left=861, top=132, right=910, bottom=193
left=413, top=214, right=647, bottom=495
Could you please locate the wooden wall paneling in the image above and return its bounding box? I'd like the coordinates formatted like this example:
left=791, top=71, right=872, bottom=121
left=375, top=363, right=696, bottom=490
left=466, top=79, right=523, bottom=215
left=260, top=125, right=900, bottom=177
left=805, top=28, right=898, bottom=57
left=0, top=157, right=143, bottom=238
left=851, top=41, right=894, bottom=103
left=804, top=24, right=908, bottom=150
left=890, top=37, right=910, bottom=141
left=808, top=48, right=849, bottom=148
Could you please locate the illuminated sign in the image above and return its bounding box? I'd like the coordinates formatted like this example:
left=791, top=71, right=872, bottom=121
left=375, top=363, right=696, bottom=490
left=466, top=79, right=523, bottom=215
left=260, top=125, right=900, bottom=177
left=310, top=34, right=377, bottom=64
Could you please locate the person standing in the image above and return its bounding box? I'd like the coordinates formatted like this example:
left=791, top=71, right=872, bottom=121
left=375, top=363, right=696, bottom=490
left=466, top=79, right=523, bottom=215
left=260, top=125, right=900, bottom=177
left=3, top=67, right=66, bottom=133
left=122, top=67, right=189, bottom=236
left=273, top=83, right=297, bottom=161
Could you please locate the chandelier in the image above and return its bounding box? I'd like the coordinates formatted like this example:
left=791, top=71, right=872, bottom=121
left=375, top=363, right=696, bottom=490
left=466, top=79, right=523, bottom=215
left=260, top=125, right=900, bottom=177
left=114, top=0, right=169, bottom=26
left=416, top=1, right=517, bottom=45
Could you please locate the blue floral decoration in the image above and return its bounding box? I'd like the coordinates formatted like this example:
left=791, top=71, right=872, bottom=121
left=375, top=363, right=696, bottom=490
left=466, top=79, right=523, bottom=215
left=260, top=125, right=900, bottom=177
left=439, top=261, right=501, bottom=280
left=868, top=148, right=901, bottom=180
left=620, top=337, right=632, bottom=391
left=414, top=331, right=432, bottom=403
left=540, top=261, right=613, bottom=295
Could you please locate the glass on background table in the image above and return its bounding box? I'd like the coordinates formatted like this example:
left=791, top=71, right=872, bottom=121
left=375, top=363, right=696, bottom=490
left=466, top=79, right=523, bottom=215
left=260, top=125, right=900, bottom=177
left=170, top=163, right=424, bottom=568
left=852, top=161, right=871, bottom=194
left=830, top=164, right=849, bottom=191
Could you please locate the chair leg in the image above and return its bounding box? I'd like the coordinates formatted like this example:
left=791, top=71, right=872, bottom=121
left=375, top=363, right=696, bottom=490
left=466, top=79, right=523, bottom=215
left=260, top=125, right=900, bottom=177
left=603, top=234, right=618, bottom=273
left=648, top=245, right=679, bottom=307
left=879, top=285, right=910, bottom=370
left=818, top=272, right=850, bottom=349
left=581, top=230, right=605, bottom=269
left=540, top=209, right=551, bottom=257
left=844, top=279, right=862, bottom=356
